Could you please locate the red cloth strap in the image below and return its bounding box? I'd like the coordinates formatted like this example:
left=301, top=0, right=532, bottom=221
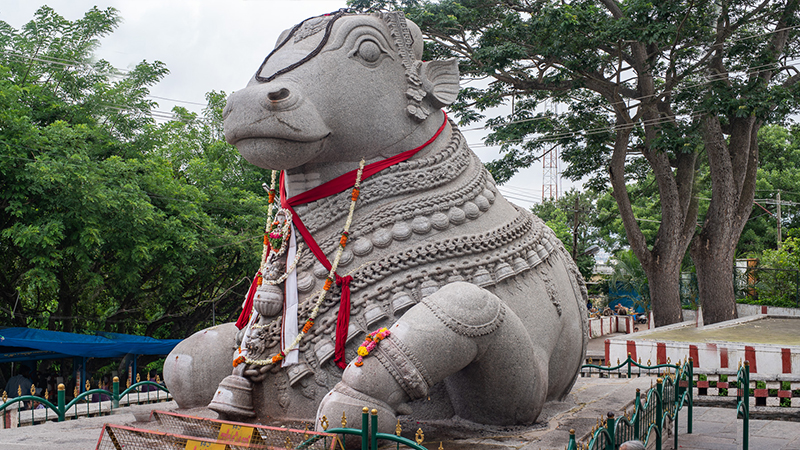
left=235, top=276, right=260, bottom=330
left=334, top=274, right=352, bottom=369
left=284, top=114, right=448, bottom=207
left=276, top=113, right=448, bottom=367
left=280, top=113, right=447, bottom=270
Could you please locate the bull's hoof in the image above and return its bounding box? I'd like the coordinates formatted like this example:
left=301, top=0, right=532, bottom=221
left=208, top=374, right=256, bottom=419
left=316, top=382, right=397, bottom=434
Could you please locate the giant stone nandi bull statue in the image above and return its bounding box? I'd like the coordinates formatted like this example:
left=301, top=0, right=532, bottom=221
left=164, top=10, right=587, bottom=434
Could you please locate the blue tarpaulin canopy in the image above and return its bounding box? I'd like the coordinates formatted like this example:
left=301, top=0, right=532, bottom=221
left=0, top=328, right=182, bottom=363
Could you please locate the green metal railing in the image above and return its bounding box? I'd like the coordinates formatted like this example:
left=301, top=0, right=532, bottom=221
left=0, top=376, right=169, bottom=428
left=323, top=407, right=432, bottom=450
left=569, top=355, right=693, bottom=449
left=736, top=361, right=751, bottom=449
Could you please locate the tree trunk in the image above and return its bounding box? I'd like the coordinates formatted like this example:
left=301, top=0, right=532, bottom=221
left=645, top=259, right=684, bottom=327
left=690, top=116, right=759, bottom=325
left=691, top=237, right=738, bottom=324
left=608, top=117, right=697, bottom=327
left=55, top=271, right=75, bottom=332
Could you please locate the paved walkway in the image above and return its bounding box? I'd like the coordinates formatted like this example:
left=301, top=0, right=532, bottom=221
left=668, top=406, right=800, bottom=449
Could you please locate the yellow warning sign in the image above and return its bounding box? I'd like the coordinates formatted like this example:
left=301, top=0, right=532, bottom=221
left=218, top=423, right=254, bottom=444
left=184, top=440, right=226, bottom=450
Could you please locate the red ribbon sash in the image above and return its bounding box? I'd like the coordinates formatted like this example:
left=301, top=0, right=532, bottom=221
left=276, top=113, right=448, bottom=368
left=235, top=277, right=260, bottom=330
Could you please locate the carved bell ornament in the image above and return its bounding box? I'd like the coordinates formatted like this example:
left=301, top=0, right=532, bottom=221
left=254, top=284, right=284, bottom=317
left=208, top=374, right=256, bottom=419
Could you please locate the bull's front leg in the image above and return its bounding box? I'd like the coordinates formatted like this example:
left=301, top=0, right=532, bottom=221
left=316, top=282, right=548, bottom=433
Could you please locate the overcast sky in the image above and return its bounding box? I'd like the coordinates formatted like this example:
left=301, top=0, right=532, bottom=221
left=1, top=0, right=580, bottom=208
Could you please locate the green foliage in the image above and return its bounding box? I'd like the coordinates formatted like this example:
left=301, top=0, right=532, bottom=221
left=593, top=178, right=664, bottom=253
left=143, top=358, right=165, bottom=377
left=739, top=124, right=800, bottom=255
left=530, top=188, right=603, bottom=280
left=0, top=7, right=270, bottom=338
left=739, top=235, right=800, bottom=308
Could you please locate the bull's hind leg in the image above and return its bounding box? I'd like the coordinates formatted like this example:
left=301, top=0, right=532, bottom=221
left=316, top=282, right=548, bottom=433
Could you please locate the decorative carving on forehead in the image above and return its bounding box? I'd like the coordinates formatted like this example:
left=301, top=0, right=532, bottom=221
left=255, top=9, right=348, bottom=83
left=294, top=15, right=331, bottom=43
left=381, top=12, right=429, bottom=122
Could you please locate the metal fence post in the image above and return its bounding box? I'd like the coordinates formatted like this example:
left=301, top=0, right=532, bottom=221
left=688, top=359, right=693, bottom=434
left=112, top=376, right=119, bottom=408
left=656, top=378, right=663, bottom=450
left=633, top=388, right=641, bottom=440
left=627, top=354, right=632, bottom=378
left=57, top=383, right=65, bottom=422
left=605, top=412, right=615, bottom=450
left=743, top=361, right=750, bottom=450
left=568, top=429, right=577, bottom=450
left=361, top=407, right=369, bottom=450
left=370, top=409, right=379, bottom=450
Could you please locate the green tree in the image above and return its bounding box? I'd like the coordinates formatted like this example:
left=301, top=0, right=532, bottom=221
left=531, top=189, right=602, bottom=280
left=749, top=232, right=800, bottom=307
left=0, top=7, right=269, bottom=338
left=355, top=0, right=800, bottom=326
left=738, top=124, right=800, bottom=254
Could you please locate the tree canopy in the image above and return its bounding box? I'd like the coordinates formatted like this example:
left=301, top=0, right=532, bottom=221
left=354, top=0, right=800, bottom=325
left=530, top=189, right=602, bottom=280
left=0, top=7, right=270, bottom=338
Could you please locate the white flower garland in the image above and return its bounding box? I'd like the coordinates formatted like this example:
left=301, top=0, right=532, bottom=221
left=242, top=159, right=366, bottom=367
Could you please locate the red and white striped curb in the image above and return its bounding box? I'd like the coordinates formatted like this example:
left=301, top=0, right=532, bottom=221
left=605, top=315, right=800, bottom=376
left=588, top=315, right=636, bottom=338
left=606, top=339, right=798, bottom=375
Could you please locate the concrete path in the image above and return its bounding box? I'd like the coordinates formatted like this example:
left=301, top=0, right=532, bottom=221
left=667, top=406, right=800, bottom=450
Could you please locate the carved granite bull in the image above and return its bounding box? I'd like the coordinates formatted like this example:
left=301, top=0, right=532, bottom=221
left=164, top=10, right=587, bottom=433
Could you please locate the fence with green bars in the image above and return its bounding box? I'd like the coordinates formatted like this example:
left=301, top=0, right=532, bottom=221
left=570, top=355, right=753, bottom=450
left=1, top=360, right=756, bottom=450
left=1, top=375, right=169, bottom=428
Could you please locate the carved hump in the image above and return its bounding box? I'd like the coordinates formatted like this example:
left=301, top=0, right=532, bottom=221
left=421, top=59, right=460, bottom=108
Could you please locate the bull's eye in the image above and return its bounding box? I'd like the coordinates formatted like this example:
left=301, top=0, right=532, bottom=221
left=357, top=40, right=381, bottom=63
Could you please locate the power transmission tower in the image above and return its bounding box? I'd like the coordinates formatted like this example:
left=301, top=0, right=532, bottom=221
left=542, top=145, right=559, bottom=201
left=542, top=102, right=560, bottom=200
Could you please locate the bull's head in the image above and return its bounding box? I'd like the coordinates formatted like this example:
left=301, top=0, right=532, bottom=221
left=223, top=11, right=459, bottom=171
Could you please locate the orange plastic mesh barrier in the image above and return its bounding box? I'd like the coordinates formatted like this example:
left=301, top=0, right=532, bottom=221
left=97, top=413, right=338, bottom=449
left=96, top=410, right=338, bottom=449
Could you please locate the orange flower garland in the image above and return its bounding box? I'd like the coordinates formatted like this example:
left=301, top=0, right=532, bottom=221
left=242, top=159, right=367, bottom=368
left=354, top=327, right=391, bottom=367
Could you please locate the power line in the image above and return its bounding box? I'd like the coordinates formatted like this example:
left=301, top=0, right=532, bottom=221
left=457, top=54, right=800, bottom=135
left=148, top=95, right=210, bottom=107
left=496, top=188, right=540, bottom=203
left=467, top=109, right=707, bottom=149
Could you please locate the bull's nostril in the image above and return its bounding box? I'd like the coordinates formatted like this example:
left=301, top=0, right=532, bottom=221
left=267, top=88, right=291, bottom=102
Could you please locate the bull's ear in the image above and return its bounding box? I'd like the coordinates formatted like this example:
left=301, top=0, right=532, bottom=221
left=421, top=58, right=460, bottom=108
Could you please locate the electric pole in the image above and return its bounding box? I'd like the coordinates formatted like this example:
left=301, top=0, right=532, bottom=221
left=777, top=190, right=782, bottom=249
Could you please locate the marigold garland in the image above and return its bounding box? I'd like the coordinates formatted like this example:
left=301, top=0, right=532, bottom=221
left=266, top=209, right=292, bottom=253
left=354, top=327, right=391, bottom=367
left=241, top=158, right=367, bottom=368
left=258, top=170, right=279, bottom=272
